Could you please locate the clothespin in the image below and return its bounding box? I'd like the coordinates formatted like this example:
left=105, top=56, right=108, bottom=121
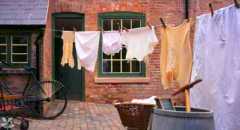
left=73, top=27, right=77, bottom=31
left=122, top=26, right=129, bottom=32
left=117, top=22, right=128, bottom=32
left=234, top=0, right=240, bottom=8
left=117, top=22, right=121, bottom=32
left=100, top=27, right=104, bottom=33
left=160, top=18, right=167, bottom=28
left=147, top=22, right=152, bottom=29
left=209, top=3, right=214, bottom=17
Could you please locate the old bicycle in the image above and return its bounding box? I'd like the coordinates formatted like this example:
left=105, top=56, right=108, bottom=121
left=0, top=60, right=67, bottom=129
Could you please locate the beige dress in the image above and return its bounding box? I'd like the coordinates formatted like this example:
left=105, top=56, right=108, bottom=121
left=160, top=20, right=193, bottom=89
left=61, top=31, right=75, bottom=68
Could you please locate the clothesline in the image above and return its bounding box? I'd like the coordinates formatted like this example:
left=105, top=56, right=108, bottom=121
left=2, top=21, right=185, bottom=33
left=0, top=25, right=163, bottom=33
left=40, top=21, right=194, bottom=33
left=39, top=24, right=166, bottom=32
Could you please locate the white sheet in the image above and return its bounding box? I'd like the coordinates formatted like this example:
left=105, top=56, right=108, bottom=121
left=191, top=5, right=240, bottom=130
left=75, top=31, right=100, bottom=72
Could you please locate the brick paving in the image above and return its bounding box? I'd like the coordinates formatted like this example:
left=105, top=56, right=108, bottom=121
left=29, top=101, right=126, bottom=130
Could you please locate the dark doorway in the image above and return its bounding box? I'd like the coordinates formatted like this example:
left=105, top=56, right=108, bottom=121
left=52, top=13, right=85, bottom=100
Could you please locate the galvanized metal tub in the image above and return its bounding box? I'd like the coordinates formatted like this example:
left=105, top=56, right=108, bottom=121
left=151, top=106, right=215, bottom=130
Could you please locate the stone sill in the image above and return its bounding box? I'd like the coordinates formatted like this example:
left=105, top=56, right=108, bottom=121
left=95, top=77, right=150, bottom=84
left=0, top=68, right=30, bottom=74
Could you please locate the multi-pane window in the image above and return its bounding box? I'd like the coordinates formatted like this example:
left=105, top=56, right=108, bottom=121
left=11, top=35, right=29, bottom=64
left=0, top=34, right=30, bottom=66
left=98, top=12, right=146, bottom=77
left=0, top=36, right=7, bottom=62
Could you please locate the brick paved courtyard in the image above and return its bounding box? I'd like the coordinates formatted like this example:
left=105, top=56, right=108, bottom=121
left=29, top=101, right=125, bottom=130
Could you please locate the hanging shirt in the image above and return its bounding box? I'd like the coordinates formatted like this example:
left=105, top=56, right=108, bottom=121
left=121, top=26, right=159, bottom=61
left=102, top=31, right=122, bottom=55
left=75, top=31, right=100, bottom=72
left=191, top=4, right=240, bottom=130
left=160, top=20, right=192, bottom=89
left=61, top=31, right=75, bottom=68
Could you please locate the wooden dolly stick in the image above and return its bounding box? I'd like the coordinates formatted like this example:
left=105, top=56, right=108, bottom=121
left=172, top=79, right=202, bottom=112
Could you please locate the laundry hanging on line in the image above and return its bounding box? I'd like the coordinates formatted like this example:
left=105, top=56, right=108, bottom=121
left=75, top=31, right=100, bottom=72
left=121, top=26, right=159, bottom=61
left=191, top=4, right=240, bottom=130
left=60, top=26, right=159, bottom=72
left=102, top=31, right=123, bottom=55
left=61, top=31, right=75, bottom=68
left=160, top=20, right=192, bottom=89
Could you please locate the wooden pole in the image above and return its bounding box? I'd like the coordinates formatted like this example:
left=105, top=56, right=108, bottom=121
left=185, top=0, right=189, bottom=19
left=184, top=0, right=190, bottom=111
left=185, top=89, right=191, bottom=112
left=172, top=79, right=202, bottom=112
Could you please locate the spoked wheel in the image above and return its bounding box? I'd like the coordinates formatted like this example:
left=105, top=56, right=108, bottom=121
left=20, top=119, right=29, bottom=130
left=23, top=80, right=67, bottom=119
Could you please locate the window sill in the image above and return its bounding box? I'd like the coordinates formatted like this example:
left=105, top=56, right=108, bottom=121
left=94, top=77, right=150, bottom=84
left=0, top=68, right=30, bottom=74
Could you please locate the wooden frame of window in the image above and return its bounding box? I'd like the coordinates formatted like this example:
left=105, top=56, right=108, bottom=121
left=97, top=12, right=146, bottom=77
left=0, top=31, right=31, bottom=67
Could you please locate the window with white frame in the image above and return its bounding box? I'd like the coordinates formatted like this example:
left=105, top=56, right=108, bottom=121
left=0, top=33, right=30, bottom=66
left=98, top=12, right=146, bottom=77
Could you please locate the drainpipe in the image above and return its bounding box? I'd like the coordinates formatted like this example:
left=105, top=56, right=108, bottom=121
left=34, top=30, right=44, bottom=80
left=185, top=0, right=189, bottom=19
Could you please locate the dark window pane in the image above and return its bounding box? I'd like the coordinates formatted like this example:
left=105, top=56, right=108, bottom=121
left=113, top=19, right=121, bottom=30
left=12, top=46, right=27, bottom=53
left=112, top=53, right=120, bottom=59
left=12, top=36, right=28, bottom=44
left=132, top=60, right=140, bottom=72
left=122, top=60, right=130, bottom=72
left=55, top=18, right=83, bottom=31
left=0, top=46, right=6, bottom=52
left=122, top=20, right=131, bottom=29
left=103, top=53, right=111, bottom=59
left=132, top=19, right=141, bottom=28
left=0, top=54, right=6, bottom=62
left=122, top=47, right=127, bottom=59
left=12, top=55, right=27, bottom=63
left=103, top=19, right=111, bottom=31
left=103, top=60, right=111, bottom=72
left=0, top=36, right=7, bottom=44
left=112, top=61, right=120, bottom=72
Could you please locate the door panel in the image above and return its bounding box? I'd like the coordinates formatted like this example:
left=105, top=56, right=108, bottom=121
left=53, top=13, right=85, bottom=100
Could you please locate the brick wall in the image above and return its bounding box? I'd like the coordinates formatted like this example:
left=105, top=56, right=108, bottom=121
left=42, top=0, right=233, bottom=104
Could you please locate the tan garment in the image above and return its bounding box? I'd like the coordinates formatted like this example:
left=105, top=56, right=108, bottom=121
left=160, top=21, right=192, bottom=89
left=61, top=31, right=75, bottom=68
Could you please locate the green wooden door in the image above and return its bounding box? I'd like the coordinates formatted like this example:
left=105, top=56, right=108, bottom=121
left=53, top=13, right=85, bottom=100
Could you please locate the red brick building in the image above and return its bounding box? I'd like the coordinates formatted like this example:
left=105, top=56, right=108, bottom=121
left=0, top=0, right=233, bottom=104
